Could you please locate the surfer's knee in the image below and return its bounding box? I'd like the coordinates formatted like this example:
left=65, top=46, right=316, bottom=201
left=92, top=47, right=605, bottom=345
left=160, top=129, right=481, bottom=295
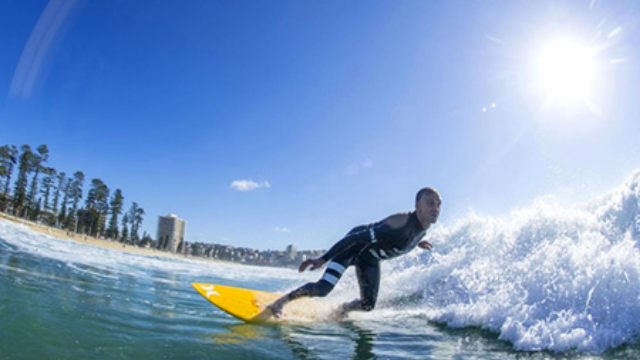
left=315, top=280, right=334, bottom=297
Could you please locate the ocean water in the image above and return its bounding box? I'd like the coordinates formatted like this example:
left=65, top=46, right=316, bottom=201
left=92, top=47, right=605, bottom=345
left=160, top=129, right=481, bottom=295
left=2, top=172, right=640, bottom=359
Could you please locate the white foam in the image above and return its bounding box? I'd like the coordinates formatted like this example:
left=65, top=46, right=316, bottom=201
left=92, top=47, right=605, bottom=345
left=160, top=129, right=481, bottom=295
left=375, top=170, right=640, bottom=353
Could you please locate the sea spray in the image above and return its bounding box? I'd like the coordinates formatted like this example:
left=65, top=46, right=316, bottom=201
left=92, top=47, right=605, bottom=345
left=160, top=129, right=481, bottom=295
left=378, top=171, right=640, bottom=353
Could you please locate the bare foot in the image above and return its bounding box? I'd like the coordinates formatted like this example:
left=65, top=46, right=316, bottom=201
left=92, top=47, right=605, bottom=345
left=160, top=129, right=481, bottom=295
left=331, top=305, right=349, bottom=321
left=332, top=299, right=360, bottom=320
left=268, top=298, right=286, bottom=318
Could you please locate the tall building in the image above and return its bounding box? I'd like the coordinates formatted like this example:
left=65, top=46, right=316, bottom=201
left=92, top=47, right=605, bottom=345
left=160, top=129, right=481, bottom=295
left=157, top=214, right=186, bottom=253
left=286, top=244, right=297, bottom=260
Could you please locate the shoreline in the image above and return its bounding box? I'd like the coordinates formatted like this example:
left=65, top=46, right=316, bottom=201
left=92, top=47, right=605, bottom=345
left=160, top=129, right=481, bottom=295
left=0, top=212, right=233, bottom=266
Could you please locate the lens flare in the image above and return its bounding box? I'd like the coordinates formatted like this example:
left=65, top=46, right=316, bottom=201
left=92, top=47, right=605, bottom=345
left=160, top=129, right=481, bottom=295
left=534, top=37, right=598, bottom=104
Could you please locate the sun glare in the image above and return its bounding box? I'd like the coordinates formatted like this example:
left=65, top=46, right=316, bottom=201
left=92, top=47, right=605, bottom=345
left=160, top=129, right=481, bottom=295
left=534, top=37, right=598, bottom=104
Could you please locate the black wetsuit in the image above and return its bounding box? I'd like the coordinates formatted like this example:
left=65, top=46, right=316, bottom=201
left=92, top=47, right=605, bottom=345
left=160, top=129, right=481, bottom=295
left=287, top=211, right=426, bottom=311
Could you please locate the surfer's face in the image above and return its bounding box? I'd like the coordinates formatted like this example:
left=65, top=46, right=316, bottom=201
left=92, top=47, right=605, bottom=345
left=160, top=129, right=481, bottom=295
left=416, top=192, right=441, bottom=227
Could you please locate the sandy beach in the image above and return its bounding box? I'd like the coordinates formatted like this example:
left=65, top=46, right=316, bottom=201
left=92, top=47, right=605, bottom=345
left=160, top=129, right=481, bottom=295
left=0, top=212, right=203, bottom=262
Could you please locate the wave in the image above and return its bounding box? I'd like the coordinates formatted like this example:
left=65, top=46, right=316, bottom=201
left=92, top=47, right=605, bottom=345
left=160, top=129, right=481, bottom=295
left=378, top=170, right=640, bottom=353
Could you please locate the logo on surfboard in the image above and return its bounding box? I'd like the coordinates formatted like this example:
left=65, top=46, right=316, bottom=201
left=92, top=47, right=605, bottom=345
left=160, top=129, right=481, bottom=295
left=200, top=284, right=220, bottom=298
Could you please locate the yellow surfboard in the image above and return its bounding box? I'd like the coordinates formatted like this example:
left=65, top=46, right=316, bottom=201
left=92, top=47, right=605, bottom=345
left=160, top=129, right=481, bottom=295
left=191, top=283, right=335, bottom=323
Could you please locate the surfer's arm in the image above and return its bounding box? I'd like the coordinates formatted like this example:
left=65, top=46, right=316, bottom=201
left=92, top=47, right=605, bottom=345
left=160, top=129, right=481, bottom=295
left=298, top=257, right=326, bottom=272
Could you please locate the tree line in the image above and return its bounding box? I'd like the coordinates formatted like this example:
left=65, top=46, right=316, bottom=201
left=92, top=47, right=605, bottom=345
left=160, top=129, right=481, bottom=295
left=0, top=144, right=150, bottom=244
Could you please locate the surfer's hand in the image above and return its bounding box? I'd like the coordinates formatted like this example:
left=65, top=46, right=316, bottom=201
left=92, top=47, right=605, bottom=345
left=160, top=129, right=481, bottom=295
left=299, top=258, right=326, bottom=272
left=418, top=240, right=433, bottom=250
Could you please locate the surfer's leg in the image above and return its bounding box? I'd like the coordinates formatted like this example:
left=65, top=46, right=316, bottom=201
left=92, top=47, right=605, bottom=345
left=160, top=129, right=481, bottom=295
left=341, top=259, right=380, bottom=313
left=269, top=280, right=336, bottom=318
left=269, top=256, right=352, bottom=317
left=294, top=253, right=353, bottom=299
left=359, top=261, right=380, bottom=311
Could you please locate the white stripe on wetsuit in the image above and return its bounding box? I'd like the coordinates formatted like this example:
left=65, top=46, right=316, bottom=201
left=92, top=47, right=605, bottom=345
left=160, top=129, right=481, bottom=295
left=321, top=261, right=346, bottom=285
left=369, top=227, right=377, bottom=243
left=369, top=247, right=402, bottom=260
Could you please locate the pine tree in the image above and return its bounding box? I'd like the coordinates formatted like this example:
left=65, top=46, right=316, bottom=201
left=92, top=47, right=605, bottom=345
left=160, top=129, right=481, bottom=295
left=0, top=145, right=18, bottom=212
left=37, top=167, right=57, bottom=225
left=26, top=145, right=49, bottom=216
left=121, top=213, right=129, bottom=243
left=30, top=198, right=41, bottom=222
left=107, top=189, right=124, bottom=240
left=84, top=178, right=109, bottom=237
left=40, top=167, right=56, bottom=211
left=96, top=181, right=110, bottom=237
left=52, top=172, right=66, bottom=219
left=65, top=171, right=85, bottom=232
left=13, top=145, right=34, bottom=217
left=128, top=202, right=145, bottom=244
left=58, top=177, right=71, bottom=228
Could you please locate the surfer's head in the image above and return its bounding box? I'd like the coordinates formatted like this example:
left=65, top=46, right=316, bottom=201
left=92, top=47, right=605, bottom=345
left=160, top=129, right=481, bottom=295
left=415, top=187, right=441, bottom=228
left=416, top=187, right=439, bottom=203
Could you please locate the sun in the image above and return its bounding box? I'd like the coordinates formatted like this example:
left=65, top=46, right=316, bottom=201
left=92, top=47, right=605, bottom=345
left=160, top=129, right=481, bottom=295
left=533, top=37, right=598, bottom=105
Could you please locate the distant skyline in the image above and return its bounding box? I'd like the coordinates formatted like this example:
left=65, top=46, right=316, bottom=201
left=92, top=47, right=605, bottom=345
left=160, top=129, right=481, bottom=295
left=2, top=0, right=640, bottom=250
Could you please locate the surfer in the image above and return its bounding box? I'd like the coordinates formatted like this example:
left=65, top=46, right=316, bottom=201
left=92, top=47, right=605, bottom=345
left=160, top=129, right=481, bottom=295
left=269, top=187, right=441, bottom=318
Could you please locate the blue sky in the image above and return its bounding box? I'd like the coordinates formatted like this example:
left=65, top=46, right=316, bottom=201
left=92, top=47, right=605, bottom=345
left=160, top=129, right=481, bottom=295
left=2, top=0, right=640, bottom=251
